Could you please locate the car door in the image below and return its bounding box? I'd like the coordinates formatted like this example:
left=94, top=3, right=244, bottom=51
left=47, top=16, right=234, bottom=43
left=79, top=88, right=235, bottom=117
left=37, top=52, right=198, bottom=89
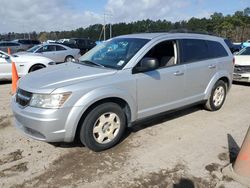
left=134, top=40, right=186, bottom=119
left=179, top=39, right=223, bottom=102
left=0, top=53, right=12, bottom=80
left=0, top=43, right=8, bottom=53
left=39, top=45, right=57, bottom=62
left=55, top=45, right=67, bottom=63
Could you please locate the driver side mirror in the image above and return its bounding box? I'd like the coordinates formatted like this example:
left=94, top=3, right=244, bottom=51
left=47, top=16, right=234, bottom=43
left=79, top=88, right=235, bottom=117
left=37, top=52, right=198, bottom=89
left=0, top=54, right=10, bottom=59
left=132, top=57, right=159, bottom=74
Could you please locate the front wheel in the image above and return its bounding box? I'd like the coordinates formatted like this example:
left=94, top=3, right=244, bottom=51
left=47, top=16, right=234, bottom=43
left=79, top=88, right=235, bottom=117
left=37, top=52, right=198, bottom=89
left=64, top=56, right=74, bottom=62
left=204, top=80, right=227, bottom=111
left=29, top=64, right=45, bottom=72
left=79, top=103, right=126, bottom=152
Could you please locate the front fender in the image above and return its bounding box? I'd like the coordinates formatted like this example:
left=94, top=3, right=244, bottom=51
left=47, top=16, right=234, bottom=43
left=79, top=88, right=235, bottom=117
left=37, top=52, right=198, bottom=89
left=63, top=87, right=137, bottom=142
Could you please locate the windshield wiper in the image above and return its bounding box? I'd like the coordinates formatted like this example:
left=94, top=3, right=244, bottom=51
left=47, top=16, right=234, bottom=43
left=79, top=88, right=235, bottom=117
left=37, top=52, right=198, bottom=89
left=80, top=60, right=105, bottom=68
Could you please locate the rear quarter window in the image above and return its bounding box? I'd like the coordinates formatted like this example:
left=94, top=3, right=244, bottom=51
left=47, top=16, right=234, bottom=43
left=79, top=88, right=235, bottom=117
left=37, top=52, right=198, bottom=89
left=207, top=40, right=228, bottom=58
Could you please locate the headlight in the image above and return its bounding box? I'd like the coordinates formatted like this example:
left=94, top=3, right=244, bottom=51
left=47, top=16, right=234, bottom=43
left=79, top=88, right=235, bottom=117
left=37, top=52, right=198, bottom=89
left=29, top=92, right=71, bottom=108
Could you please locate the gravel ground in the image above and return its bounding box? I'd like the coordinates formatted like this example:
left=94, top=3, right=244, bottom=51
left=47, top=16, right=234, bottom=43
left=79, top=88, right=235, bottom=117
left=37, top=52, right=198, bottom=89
left=0, top=81, right=249, bottom=188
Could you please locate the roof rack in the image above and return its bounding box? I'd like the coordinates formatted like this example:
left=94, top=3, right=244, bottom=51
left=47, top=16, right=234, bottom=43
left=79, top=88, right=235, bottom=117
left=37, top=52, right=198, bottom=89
left=168, top=29, right=217, bottom=36
left=138, top=29, right=217, bottom=36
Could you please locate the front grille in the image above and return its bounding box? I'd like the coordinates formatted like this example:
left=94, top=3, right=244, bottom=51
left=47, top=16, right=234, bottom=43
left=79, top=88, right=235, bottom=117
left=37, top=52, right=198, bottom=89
left=16, top=88, right=32, bottom=107
left=234, top=65, right=250, bottom=74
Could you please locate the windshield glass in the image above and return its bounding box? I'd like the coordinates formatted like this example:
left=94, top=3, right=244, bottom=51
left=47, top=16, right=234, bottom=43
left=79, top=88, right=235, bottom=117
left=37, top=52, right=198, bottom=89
left=238, top=47, right=250, bottom=55
left=27, top=45, right=41, bottom=53
left=78, top=38, right=149, bottom=69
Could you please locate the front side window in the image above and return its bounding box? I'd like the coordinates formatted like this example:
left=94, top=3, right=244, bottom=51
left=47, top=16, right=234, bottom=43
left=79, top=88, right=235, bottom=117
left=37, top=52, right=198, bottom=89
left=138, top=40, right=176, bottom=68
left=32, top=40, right=40, bottom=45
left=18, top=40, right=31, bottom=45
left=78, top=38, right=149, bottom=69
left=40, top=45, right=56, bottom=52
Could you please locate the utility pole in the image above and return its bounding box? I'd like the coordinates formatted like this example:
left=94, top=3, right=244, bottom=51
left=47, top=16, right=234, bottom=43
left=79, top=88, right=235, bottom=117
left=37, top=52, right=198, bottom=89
left=110, top=23, right=112, bottom=39
left=103, top=14, right=106, bottom=41
left=102, top=12, right=113, bottom=41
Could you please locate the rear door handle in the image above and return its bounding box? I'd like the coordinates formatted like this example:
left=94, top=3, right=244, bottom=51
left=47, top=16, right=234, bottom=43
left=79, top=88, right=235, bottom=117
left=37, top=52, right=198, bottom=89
left=208, top=64, right=216, bottom=69
left=174, top=71, right=184, bottom=76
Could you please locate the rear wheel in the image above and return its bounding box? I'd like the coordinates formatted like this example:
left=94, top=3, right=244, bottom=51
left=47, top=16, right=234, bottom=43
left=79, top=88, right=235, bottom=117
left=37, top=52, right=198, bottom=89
left=79, top=103, right=126, bottom=152
left=204, top=80, right=227, bottom=111
left=64, top=56, right=74, bottom=62
left=29, top=64, right=45, bottom=72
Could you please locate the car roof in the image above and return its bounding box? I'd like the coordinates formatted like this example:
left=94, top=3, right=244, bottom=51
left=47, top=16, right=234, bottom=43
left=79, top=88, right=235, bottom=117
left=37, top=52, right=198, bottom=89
left=42, top=43, right=70, bottom=49
left=115, top=32, right=222, bottom=41
left=0, top=41, right=20, bottom=44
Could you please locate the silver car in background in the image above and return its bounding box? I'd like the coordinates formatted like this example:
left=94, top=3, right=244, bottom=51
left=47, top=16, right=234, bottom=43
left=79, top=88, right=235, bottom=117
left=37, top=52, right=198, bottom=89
left=16, top=43, right=80, bottom=63
left=12, top=33, right=234, bottom=151
left=0, top=41, right=23, bottom=53
left=12, top=39, right=41, bottom=51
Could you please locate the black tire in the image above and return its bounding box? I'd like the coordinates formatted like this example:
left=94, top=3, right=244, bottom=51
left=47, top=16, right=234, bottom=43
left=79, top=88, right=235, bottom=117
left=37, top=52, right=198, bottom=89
left=29, top=64, right=45, bottom=72
left=204, top=80, right=227, bottom=111
left=64, top=55, right=74, bottom=62
left=79, top=102, right=126, bottom=152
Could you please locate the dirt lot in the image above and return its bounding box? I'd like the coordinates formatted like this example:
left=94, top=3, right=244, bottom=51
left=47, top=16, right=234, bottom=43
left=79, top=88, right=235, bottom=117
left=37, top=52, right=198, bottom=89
left=0, top=82, right=250, bottom=188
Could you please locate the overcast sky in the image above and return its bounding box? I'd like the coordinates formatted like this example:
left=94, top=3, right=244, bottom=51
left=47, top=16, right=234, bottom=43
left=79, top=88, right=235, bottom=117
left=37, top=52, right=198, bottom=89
left=0, top=0, right=249, bottom=33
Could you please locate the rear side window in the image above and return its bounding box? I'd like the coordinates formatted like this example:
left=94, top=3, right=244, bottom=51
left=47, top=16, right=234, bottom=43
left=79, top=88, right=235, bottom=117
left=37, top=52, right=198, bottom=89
left=180, top=39, right=228, bottom=63
left=207, top=40, right=228, bottom=58
left=56, top=45, right=66, bottom=51
left=180, top=39, right=209, bottom=63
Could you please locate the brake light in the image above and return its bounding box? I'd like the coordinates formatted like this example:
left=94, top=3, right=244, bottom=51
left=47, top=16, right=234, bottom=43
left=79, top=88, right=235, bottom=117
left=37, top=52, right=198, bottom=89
left=233, top=57, right=235, bottom=65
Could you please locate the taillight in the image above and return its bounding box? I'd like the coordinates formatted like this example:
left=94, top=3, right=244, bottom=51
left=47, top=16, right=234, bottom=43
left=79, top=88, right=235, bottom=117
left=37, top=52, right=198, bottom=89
left=233, top=57, right=235, bottom=65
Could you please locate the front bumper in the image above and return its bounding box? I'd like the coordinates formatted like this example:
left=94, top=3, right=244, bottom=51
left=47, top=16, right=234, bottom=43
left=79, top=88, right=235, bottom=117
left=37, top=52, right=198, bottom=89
left=11, top=96, right=74, bottom=142
left=233, top=73, right=250, bottom=83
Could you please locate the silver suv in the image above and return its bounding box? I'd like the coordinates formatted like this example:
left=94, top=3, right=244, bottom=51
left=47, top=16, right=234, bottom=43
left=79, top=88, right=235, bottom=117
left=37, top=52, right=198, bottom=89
left=12, top=33, right=234, bottom=151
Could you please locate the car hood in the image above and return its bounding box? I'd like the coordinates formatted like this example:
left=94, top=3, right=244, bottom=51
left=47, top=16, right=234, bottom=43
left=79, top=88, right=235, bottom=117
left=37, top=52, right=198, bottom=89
left=234, top=55, right=250, bottom=66
left=12, top=53, right=51, bottom=63
left=18, top=62, right=118, bottom=93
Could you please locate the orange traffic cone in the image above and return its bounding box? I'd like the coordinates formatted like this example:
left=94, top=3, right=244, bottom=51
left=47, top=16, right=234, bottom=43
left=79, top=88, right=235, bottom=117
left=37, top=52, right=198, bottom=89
left=7, top=47, right=11, bottom=55
left=222, top=126, right=250, bottom=187
left=12, top=61, right=19, bottom=94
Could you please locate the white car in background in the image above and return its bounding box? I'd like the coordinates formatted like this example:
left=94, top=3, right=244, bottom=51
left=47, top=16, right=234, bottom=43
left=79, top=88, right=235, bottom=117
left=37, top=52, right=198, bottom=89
left=233, top=47, right=250, bottom=83
left=0, top=50, right=55, bottom=81
left=16, top=43, right=80, bottom=63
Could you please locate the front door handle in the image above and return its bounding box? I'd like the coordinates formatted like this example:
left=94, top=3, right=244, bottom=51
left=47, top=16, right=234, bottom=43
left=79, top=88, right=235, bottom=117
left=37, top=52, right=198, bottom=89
left=208, top=64, right=216, bottom=69
left=174, top=71, right=184, bottom=76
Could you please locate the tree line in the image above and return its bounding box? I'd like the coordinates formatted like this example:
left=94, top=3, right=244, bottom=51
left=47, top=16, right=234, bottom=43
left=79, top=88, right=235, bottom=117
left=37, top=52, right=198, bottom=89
left=1, top=7, right=249, bottom=42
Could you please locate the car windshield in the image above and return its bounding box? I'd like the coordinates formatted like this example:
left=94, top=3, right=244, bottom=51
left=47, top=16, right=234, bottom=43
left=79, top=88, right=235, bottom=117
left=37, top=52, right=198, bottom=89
left=78, top=38, right=149, bottom=69
left=237, top=47, right=250, bottom=55
left=27, top=45, right=41, bottom=53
